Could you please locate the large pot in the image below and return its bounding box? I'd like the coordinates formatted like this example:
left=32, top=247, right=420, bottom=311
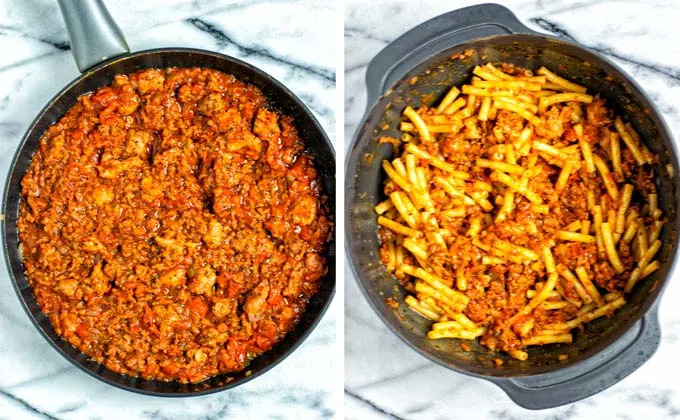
left=2, top=0, right=335, bottom=397
left=345, top=3, right=678, bottom=409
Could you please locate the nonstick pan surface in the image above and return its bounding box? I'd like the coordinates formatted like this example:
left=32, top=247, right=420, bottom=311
left=345, top=4, right=678, bottom=409
left=2, top=1, right=335, bottom=397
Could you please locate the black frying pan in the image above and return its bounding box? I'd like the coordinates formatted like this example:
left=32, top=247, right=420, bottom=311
left=346, top=4, right=678, bottom=409
left=1, top=0, right=335, bottom=396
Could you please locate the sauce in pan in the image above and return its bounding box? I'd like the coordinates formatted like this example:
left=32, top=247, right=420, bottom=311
left=18, top=68, right=331, bottom=383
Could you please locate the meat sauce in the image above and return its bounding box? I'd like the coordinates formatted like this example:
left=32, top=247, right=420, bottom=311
left=18, top=68, right=331, bottom=383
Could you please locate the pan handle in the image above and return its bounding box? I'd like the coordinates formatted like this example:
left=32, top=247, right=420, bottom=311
left=365, top=3, right=539, bottom=108
left=57, top=0, right=130, bottom=72
left=491, top=305, right=661, bottom=409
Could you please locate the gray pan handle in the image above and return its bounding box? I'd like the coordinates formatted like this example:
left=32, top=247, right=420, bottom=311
left=492, top=306, right=661, bottom=409
left=57, top=0, right=130, bottom=73
left=365, top=3, right=539, bottom=108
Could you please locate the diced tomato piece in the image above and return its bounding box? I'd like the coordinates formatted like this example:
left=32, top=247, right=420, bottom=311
left=71, top=128, right=85, bottom=141
left=267, top=287, right=284, bottom=307
left=75, top=323, right=90, bottom=340
left=188, top=296, right=209, bottom=318
left=161, top=362, right=180, bottom=376
left=226, top=280, right=244, bottom=299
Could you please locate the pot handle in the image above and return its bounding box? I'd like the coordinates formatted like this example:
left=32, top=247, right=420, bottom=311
left=365, top=3, right=539, bottom=108
left=491, top=305, right=661, bottom=410
left=57, top=0, right=130, bottom=73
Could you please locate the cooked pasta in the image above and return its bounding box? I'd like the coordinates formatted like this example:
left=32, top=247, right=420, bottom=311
left=375, top=62, right=664, bottom=361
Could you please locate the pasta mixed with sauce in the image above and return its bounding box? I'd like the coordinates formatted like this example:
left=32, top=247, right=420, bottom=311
left=376, top=63, right=663, bottom=360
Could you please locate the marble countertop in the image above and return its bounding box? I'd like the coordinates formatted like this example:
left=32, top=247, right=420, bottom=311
left=345, top=0, right=680, bottom=418
left=0, top=0, right=335, bottom=419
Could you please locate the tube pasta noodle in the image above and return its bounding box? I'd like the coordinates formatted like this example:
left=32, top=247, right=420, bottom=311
left=466, top=93, right=478, bottom=113
left=436, top=86, right=461, bottom=114
left=415, top=281, right=465, bottom=312
left=375, top=63, right=665, bottom=361
left=478, top=96, right=492, bottom=121
left=586, top=190, right=596, bottom=211
left=532, top=141, right=570, bottom=161
left=575, top=267, right=605, bottom=306
left=542, top=301, right=570, bottom=310
left=648, top=220, right=664, bottom=244
left=515, top=272, right=559, bottom=319
left=476, top=158, right=524, bottom=175
left=496, top=190, right=515, bottom=222
left=443, top=97, right=467, bottom=115
left=575, top=125, right=595, bottom=173
left=390, top=191, right=419, bottom=228
left=542, top=246, right=556, bottom=273
left=536, top=67, right=587, bottom=93
left=473, top=65, right=502, bottom=82
left=517, top=76, right=547, bottom=84
left=580, top=297, right=626, bottom=323
left=405, top=295, right=441, bottom=321
left=403, top=106, right=431, bottom=142
left=405, top=144, right=469, bottom=179
left=539, top=93, right=593, bottom=113
left=602, top=222, right=625, bottom=273
left=462, top=85, right=514, bottom=97
left=495, top=96, right=539, bottom=114
left=428, top=327, right=486, bottom=340
left=615, top=117, right=646, bottom=165
left=592, top=154, right=619, bottom=201
left=382, top=160, right=412, bottom=192
left=593, top=205, right=605, bottom=253
left=403, top=238, right=428, bottom=260
left=392, top=158, right=408, bottom=178
left=555, top=160, right=574, bottom=191
left=611, top=132, right=623, bottom=178
left=623, top=122, right=654, bottom=164
left=649, top=193, right=658, bottom=215
left=616, top=185, right=634, bottom=234
left=493, top=100, right=542, bottom=125
left=557, top=265, right=592, bottom=304
left=641, top=261, right=660, bottom=278
left=374, top=199, right=393, bottom=215
left=557, top=230, right=595, bottom=243
left=625, top=240, right=662, bottom=292
left=484, top=63, right=515, bottom=80
left=491, top=171, right=543, bottom=204
left=432, top=320, right=464, bottom=331
left=472, top=79, right=542, bottom=91
left=378, top=216, right=419, bottom=237
left=509, top=349, right=529, bottom=361
left=622, top=220, right=638, bottom=244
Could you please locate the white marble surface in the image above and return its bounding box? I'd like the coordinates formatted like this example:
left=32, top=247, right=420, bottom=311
left=345, top=0, right=680, bottom=418
left=0, top=0, right=336, bottom=419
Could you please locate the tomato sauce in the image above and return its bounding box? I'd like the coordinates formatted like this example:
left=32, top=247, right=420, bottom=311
left=18, top=68, right=331, bottom=383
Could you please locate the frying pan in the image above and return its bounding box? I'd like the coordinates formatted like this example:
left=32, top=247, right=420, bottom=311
left=346, top=3, right=679, bottom=409
left=1, top=0, right=335, bottom=396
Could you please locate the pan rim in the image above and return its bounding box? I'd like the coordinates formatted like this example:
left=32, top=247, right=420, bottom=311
left=1, top=47, right=336, bottom=397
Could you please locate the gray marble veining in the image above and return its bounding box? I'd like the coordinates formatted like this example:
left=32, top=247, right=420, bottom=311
left=345, top=1, right=680, bottom=419
left=0, top=0, right=335, bottom=419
